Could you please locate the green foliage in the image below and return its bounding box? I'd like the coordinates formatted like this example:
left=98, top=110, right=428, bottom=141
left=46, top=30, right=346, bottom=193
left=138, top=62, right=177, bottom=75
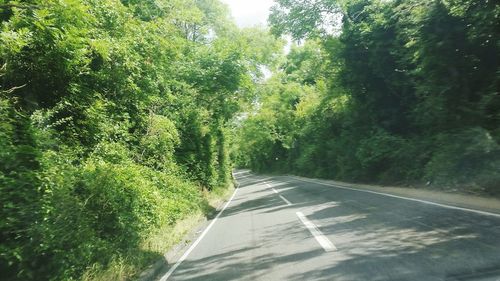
left=140, top=114, right=179, bottom=171
left=33, top=147, right=204, bottom=280
left=4, top=0, right=497, bottom=279
left=269, top=0, right=341, bottom=40
left=237, top=0, right=499, bottom=196
left=1, top=0, right=281, bottom=279
left=424, top=128, right=500, bottom=189
left=0, top=96, right=42, bottom=280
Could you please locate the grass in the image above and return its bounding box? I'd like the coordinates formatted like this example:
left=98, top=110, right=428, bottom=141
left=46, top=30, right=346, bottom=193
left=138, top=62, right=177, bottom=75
left=80, top=181, right=236, bottom=281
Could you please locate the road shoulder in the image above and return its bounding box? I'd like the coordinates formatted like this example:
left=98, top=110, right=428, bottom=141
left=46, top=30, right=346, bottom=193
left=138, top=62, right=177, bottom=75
left=137, top=183, right=236, bottom=281
left=289, top=175, right=500, bottom=215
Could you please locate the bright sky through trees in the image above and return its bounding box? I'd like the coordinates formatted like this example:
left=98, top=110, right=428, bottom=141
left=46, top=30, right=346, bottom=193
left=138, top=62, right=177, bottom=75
left=221, top=0, right=274, bottom=27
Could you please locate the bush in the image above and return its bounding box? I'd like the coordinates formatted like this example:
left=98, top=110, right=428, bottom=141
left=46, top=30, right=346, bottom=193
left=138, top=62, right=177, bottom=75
left=0, top=97, right=43, bottom=281
left=355, top=129, right=406, bottom=182
left=139, top=114, right=180, bottom=171
left=4, top=142, right=206, bottom=281
left=424, top=127, right=500, bottom=192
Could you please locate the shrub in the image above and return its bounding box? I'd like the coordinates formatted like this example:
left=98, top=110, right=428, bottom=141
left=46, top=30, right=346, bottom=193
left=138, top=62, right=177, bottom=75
left=24, top=143, right=205, bottom=280
left=355, top=129, right=406, bottom=182
left=139, top=114, right=180, bottom=171
left=0, top=96, right=43, bottom=281
left=424, top=127, right=500, bottom=191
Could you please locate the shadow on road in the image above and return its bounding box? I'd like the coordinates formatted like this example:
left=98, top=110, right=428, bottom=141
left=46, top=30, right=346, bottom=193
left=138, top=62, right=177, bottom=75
left=168, top=172, right=500, bottom=281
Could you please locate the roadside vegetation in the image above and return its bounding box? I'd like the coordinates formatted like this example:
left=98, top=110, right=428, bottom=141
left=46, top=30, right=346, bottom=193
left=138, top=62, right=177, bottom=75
left=0, top=0, right=280, bottom=280
left=235, top=0, right=500, bottom=196
left=1, top=0, right=499, bottom=280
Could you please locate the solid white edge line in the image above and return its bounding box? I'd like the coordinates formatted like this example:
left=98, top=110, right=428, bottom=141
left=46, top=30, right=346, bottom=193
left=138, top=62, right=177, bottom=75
left=293, top=177, right=500, bottom=218
left=279, top=194, right=292, bottom=205
left=296, top=211, right=336, bottom=252
left=159, top=187, right=239, bottom=281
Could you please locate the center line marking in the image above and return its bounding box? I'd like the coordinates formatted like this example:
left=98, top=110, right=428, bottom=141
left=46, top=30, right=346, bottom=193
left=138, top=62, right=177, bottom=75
left=269, top=185, right=292, bottom=205
left=279, top=194, right=292, bottom=205
left=296, top=211, right=336, bottom=252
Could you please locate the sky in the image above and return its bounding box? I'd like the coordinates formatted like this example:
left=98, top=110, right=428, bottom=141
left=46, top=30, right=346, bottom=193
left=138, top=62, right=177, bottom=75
left=220, top=0, right=275, bottom=28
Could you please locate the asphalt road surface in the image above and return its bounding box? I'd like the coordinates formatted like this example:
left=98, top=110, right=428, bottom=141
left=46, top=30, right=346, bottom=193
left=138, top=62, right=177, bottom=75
left=160, top=170, right=500, bottom=281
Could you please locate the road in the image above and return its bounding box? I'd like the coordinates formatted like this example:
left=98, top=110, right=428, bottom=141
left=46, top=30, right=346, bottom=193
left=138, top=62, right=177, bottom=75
left=160, top=170, right=500, bottom=281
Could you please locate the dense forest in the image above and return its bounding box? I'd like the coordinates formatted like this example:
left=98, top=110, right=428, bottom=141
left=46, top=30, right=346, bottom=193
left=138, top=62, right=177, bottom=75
left=1, top=0, right=499, bottom=280
left=0, top=0, right=281, bottom=280
left=236, top=0, right=500, bottom=194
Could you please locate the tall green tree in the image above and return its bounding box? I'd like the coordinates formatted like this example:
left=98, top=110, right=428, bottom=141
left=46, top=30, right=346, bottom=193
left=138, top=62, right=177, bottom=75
left=238, top=0, right=500, bottom=189
left=0, top=0, right=283, bottom=280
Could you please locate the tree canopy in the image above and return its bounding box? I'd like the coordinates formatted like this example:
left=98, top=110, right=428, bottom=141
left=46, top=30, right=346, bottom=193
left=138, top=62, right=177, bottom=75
left=0, top=0, right=281, bottom=280
left=236, top=0, right=500, bottom=190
